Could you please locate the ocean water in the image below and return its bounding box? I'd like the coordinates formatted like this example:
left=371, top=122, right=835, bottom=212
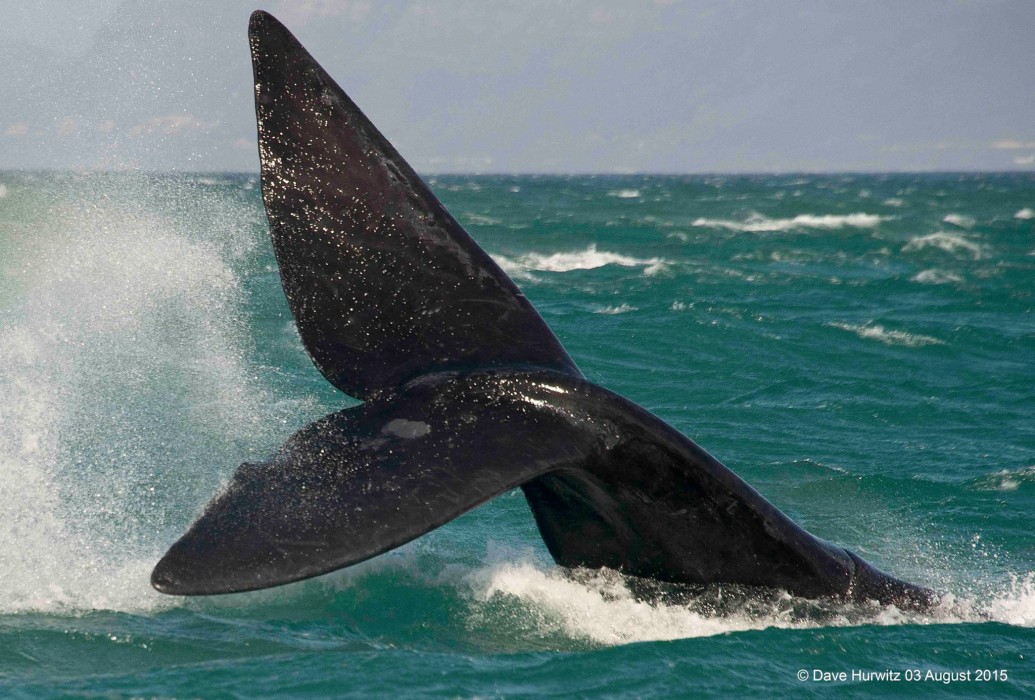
left=0, top=171, right=1032, bottom=697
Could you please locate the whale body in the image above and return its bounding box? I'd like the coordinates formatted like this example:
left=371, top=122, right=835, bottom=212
left=152, top=11, right=934, bottom=610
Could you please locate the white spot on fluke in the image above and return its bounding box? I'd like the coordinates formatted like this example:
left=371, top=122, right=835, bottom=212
left=382, top=419, right=431, bottom=439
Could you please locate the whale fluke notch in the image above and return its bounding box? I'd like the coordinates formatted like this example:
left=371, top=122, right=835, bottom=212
left=152, top=11, right=935, bottom=610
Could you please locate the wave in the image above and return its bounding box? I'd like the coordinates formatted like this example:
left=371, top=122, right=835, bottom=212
left=0, top=183, right=8, bottom=199
left=461, top=213, right=502, bottom=227
left=493, top=245, right=667, bottom=278
left=968, top=466, right=1035, bottom=492
left=593, top=304, right=637, bottom=315
left=828, top=322, right=945, bottom=347
left=902, top=232, right=985, bottom=260
left=692, top=212, right=886, bottom=232
left=911, top=269, right=963, bottom=285
left=942, top=214, right=976, bottom=229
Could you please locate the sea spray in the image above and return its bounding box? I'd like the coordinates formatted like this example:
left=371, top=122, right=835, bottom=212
left=0, top=176, right=274, bottom=613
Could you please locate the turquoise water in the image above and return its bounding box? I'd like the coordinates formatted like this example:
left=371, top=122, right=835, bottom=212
left=0, top=171, right=1032, bottom=697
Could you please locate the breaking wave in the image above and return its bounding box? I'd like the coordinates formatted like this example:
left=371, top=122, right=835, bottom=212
left=828, top=322, right=945, bottom=347
left=493, top=245, right=667, bottom=278
left=593, top=304, right=637, bottom=315
left=692, top=212, right=886, bottom=232
left=968, top=466, right=1035, bottom=493
left=902, top=232, right=985, bottom=260
left=942, top=214, right=976, bottom=229
left=911, top=269, right=963, bottom=285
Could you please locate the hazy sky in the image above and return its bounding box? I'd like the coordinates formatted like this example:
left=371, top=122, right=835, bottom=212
left=2, top=0, right=1033, bottom=173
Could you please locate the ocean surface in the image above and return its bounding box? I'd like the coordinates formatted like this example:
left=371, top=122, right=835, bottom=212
left=0, top=171, right=1032, bottom=697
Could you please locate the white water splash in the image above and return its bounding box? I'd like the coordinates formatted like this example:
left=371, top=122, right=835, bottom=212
left=461, top=559, right=1035, bottom=646
left=979, top=574, right=1035, bottom=626
left=0, top=181, right=273, bottom=614
left=468, top=563, right=768, bottom=644
left=1015, top=208, right=1034, bottom=220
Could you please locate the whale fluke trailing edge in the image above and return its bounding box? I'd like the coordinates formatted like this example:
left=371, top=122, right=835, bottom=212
left=151, top=10, right=934, bottom=609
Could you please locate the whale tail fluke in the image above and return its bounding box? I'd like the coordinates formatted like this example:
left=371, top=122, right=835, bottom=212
left=152, top=11, right=935, bottom=610
left=248, top=10, right=578, bottom=401
left=152, top=373, right=596, bottom=595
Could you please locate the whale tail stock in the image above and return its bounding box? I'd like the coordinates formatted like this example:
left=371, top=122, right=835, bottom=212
left=151, top=11, right=934, bottom=610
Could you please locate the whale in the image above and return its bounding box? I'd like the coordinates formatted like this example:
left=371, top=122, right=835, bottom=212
left=151, top=10, right=934, bottom=610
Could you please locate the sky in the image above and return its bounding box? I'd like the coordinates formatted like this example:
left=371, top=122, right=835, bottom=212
left=1, top=0, right=1033, bottom=173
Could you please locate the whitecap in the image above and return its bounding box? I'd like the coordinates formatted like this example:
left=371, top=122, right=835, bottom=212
left=943, top=214, right=976, bottom=229
left=902, top=232, right=984, bottom=260
left=593, top=304, right=637, bottom=315
left=911, top=269, right=962, bottom=285
left=883, top=198, right=906, bottom=207
left=492, top=244, right=666, bottom=277
left=0, top=183, right=8, bottom=199
left=692, top=212, right=886, bottom=232
left=1015, top=208, right=1034, bottom=220
left=608, top=189, right=640, bottom=199
left=462, top=213, right=502, bottom=226
left=970, top=466, right=1035, bottom=492
left=828, top=322, right=945, bottom=347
